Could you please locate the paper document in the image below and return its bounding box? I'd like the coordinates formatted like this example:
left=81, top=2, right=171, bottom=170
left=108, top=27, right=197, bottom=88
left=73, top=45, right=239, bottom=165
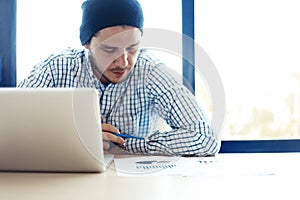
left=114, top=154, right=278, bottom=177
left=114, top=156, right=201, bottom=176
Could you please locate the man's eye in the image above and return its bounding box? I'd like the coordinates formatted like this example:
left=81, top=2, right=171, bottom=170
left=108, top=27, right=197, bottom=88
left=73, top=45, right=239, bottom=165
left=127, top=47, right=138, bottom=52
left=103, top=49, right=116, bottom=54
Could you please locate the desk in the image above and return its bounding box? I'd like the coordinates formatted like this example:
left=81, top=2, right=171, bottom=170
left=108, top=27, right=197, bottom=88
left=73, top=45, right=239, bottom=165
left=1, top=153, right=299, bottom=200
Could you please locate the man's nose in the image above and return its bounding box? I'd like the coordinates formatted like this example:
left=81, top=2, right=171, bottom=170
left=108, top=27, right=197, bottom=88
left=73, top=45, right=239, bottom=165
left=115, top=52, right=128, bottom=67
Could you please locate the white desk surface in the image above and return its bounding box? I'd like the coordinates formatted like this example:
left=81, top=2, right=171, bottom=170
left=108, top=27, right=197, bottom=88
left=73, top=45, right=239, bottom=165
left=1, top=153, right=300, bottom=200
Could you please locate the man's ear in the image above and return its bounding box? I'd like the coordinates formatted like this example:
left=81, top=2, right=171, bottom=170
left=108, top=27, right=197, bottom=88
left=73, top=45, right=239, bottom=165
left=84, top=44, right=90, bottom=50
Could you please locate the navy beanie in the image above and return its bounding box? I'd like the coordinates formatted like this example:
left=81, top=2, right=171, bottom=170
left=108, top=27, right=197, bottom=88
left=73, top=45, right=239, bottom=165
left=80, top=0, right=144, bottom=45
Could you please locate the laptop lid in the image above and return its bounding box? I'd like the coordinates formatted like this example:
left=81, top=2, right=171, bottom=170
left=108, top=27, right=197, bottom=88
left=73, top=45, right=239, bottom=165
left=0, top=88, right=108, bottom=172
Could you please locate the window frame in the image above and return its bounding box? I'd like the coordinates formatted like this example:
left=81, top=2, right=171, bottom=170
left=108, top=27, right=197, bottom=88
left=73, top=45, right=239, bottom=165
left=0, top=0, right=16, bottom=87
left=2, top=0, right=299, bottom=152
left=181, top=0, right=300, bottom=153
left=182, top=0, right=195, bottom=94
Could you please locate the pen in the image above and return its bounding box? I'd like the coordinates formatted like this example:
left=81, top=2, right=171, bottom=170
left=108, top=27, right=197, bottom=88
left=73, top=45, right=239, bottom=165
left=136, top=160, right=170, bottom=164
left=114, top=133, right=144, bottom=140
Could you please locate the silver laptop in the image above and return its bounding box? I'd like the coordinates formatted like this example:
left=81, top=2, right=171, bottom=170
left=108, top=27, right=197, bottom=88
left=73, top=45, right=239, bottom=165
left=0, top=88, right=113, bottom=172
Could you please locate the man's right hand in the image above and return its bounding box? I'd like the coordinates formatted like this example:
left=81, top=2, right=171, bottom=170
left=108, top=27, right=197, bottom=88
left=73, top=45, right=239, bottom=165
left=101, top=123, right=125, bottom=150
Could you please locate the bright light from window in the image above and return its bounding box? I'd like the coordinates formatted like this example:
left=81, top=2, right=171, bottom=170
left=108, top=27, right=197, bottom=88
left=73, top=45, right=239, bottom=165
left=17, top=0, right=84, bottom=83
left=195, top=0, right=300, bottom=140
left=138, top=0, right=182, bottom=76
left=17, top=0, right=182, bottom=83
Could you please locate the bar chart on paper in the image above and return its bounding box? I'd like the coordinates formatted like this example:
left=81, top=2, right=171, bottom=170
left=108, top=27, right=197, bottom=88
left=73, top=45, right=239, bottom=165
left=135, top=160, right=177, bottom=170
left=113, top=156, right=201, bottom=176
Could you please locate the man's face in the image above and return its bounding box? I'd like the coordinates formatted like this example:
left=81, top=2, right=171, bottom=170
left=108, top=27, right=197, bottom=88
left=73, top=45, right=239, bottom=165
left=85, top=26, right=142, bottom=85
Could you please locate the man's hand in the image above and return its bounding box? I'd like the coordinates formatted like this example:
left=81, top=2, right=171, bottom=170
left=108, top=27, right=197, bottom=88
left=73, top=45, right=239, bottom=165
left=102, top=123, right=125, bottom=150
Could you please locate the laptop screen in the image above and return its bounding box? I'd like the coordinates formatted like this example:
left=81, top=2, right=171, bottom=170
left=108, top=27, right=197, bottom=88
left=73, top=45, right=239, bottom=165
left=0, top=88, right=107, bottom=172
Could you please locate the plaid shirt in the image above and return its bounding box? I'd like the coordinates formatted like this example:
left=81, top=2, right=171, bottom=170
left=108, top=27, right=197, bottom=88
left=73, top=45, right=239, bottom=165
left=18, top=48, right=220, bottom=156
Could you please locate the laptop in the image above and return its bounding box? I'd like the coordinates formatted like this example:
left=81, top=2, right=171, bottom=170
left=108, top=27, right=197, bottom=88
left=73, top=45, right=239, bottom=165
left=0, top=88, right=113, bottom=172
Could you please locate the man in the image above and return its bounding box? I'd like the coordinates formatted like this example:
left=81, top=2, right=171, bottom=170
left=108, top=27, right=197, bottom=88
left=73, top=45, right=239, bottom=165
left=18, top=0, right=220, bottom=156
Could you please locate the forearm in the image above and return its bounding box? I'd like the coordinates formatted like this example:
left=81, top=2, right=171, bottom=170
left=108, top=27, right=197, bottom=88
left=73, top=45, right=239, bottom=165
left=125, top=128, right=220, bottom=156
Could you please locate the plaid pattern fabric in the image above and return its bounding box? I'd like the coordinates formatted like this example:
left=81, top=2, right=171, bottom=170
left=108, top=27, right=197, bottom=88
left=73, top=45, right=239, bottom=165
left=18, top=48, right=220, bottom=156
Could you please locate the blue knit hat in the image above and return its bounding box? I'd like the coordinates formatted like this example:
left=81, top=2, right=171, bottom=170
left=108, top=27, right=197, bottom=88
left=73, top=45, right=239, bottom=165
left=80, top=0, right=144, bottom=45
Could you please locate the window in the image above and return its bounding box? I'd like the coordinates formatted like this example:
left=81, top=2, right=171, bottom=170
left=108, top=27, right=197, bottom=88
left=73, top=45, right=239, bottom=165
left=139, top=0, right=183, bottom=76
left=17, top=0, right=182, bottom=83
left=195, top=0, right=300, bottom=141
left=17, top=0, right=83, bottom=83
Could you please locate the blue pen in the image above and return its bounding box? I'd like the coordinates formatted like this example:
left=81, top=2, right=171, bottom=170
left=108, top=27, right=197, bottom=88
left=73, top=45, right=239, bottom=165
left=115, top=133, right=144, bottom=140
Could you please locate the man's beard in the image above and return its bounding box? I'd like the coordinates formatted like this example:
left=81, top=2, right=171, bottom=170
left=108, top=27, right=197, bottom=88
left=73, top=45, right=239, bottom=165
left=89, top=52, right=131, bottom=85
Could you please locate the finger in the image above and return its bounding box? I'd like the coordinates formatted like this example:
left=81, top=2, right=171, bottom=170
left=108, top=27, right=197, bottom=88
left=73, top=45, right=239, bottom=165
left=102, top=123, right=119, bottom=134
left=103, top=131, right=125, bottom=145
left=103, top=141, right=110, bottom=150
